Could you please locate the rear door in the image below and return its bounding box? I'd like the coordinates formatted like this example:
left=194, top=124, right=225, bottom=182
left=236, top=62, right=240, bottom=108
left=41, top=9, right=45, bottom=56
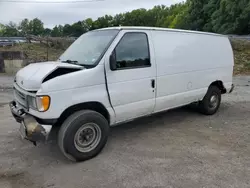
left=104, top=30, right=157, bottom=123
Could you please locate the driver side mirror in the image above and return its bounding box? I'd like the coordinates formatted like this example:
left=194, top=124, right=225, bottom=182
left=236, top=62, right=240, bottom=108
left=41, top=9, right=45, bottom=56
left=110, top=51, right=117, bottom=71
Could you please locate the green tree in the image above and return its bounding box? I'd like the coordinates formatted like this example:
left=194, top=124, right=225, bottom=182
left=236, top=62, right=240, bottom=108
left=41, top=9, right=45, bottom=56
left=43, top=28, right=52, bottom=36
left=51, top=25, right=63, bottom=37
left=112, top=14, right=125, bottom=26
left=185, top=0, right=210, bottom=31
left=211, top=0, right=250, bottom=34
left=82, top=18, right=94, bottom=31
left=162, top=3, right=188, bottom=28
left=29, top=18, right=44, bottom=36
left=123, top=9, right=149, bottom=26
left=92, top=15, right=113, bottom=29
left=71, top=21, right=86, bottom=37
left=2, top=22, right=20, bottom=36
left=2, top=1, right=250, bottom=37
left=202, top=0, right=220, bottom=32
left=184, top=0, right=250, bottom=34
left=0, top=23, right=5, bottom=36
left=63, top=24, right=73, bottom=36
left=19, top=18, right=30, bottom=35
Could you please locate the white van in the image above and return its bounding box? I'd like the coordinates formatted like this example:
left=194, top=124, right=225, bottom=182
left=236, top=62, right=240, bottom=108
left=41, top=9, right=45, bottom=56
left=10, top=27, right=234, bottom=161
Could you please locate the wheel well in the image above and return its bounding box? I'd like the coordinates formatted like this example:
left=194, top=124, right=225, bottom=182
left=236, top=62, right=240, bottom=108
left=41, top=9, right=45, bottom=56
left=210, top=80, right=226, bottom=94
left=55, top=102, right=110, bottom=127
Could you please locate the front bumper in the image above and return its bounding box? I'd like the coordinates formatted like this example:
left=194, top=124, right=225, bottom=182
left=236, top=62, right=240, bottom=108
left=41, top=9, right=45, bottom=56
left=9, top=101, right=52, bottom=143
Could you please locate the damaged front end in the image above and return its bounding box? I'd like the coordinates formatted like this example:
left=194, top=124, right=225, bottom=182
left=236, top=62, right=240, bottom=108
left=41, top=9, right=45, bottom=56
left=10, top=101, right=52, bottom=145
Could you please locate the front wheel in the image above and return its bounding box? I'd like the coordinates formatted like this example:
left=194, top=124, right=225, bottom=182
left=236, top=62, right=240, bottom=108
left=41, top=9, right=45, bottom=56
left=58, top=110, right=109, bottom=162
left=199, top=86, right=221, bottom=115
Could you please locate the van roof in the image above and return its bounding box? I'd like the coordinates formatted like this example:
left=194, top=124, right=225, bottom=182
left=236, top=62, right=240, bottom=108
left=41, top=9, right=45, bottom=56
left=97, top=26, right=225, bottom=37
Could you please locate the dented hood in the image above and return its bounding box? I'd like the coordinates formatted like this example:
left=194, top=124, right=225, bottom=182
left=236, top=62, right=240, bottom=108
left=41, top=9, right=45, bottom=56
left=15, top=61, right=83, bottom=91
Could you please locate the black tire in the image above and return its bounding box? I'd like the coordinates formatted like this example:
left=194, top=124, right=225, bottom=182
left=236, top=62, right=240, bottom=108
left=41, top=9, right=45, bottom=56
left=199, top=85, right=221, bottom=115
left=58, top=110, right=109, bottom=162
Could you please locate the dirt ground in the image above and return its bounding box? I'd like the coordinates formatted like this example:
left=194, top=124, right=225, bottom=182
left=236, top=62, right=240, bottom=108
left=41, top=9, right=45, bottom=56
left=0, top=76, right=250, bottom=188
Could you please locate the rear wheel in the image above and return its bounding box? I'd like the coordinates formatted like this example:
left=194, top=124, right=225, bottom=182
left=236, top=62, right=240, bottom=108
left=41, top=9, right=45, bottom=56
left=199, top=86, right=221, bottom=115
left=58, top=110, right=109, bottom=162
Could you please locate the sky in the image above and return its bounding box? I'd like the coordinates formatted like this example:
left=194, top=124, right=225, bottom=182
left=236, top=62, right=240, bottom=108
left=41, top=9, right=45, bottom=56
left=0, top=0, right=183, bottom=28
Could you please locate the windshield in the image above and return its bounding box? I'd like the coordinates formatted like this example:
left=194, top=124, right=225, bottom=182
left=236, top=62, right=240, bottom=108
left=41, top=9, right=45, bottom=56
left=59, top=29, right=119, bottom=66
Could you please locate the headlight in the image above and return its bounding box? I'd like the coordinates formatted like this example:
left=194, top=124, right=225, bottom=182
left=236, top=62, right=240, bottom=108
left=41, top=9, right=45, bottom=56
left=36, top=96, right=50, bottom=112
left=27, top=96, right=37, bottom=110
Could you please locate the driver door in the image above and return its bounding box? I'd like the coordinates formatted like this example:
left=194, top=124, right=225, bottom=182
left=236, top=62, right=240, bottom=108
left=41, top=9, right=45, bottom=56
left=105, top=30, right=157, bottom=123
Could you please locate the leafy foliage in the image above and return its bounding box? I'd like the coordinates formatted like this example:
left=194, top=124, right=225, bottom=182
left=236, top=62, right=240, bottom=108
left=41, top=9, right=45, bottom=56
left=0, top=0, right=249, bottom=37
left=0, top=23, right=5, bottom=36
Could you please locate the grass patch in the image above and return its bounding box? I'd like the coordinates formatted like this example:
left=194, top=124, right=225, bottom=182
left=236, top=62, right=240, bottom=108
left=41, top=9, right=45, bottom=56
left=230, top=38, right=250, bottom=75
left=0, top=43, right=65, bottom=63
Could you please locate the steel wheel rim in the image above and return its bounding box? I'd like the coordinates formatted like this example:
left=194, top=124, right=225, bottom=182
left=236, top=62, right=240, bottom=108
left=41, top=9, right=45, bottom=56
left=74, top=123, right=101, bottom=153
left=209, top=94, right=219, bottom=110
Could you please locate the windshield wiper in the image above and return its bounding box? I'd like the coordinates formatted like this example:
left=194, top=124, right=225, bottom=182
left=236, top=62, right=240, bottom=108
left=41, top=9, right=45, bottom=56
left=61, top=60, right=80, bottom=65
left=60, top=59, right=94, bottom=69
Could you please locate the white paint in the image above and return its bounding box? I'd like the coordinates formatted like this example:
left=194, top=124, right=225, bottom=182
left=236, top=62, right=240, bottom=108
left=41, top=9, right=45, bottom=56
left=151, top=30, right=233, bottom=112
left=97, top=26, right=225, bottom=37
left=12, top=27, right=234, bottom=127
left=30, top=64, right=116, bottom=124
left=15, top=61, right=83, bottom=91
left=104, top=29, right=157, bottom=123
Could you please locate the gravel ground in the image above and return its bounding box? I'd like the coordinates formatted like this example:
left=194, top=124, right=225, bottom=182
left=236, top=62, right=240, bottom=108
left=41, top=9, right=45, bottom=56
left=0, top=76, right=250, bottom=188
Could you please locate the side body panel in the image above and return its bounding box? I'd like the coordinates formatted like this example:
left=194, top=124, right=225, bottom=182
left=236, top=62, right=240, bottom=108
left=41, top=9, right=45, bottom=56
left=151, top=30, right=234, bottom=112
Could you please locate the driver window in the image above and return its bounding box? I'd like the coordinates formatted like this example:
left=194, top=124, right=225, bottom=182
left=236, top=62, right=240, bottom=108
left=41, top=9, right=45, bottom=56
left=115, top=32, right=150, bottom=69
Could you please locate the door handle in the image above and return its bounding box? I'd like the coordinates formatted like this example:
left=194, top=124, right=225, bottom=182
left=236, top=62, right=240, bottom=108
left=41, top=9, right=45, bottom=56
left=151, top=79, right=155, bottom=88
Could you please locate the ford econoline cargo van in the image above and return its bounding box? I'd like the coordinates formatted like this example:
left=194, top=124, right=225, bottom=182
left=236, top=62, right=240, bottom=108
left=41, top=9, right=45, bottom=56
left=10, top=27, right=234, bottom=161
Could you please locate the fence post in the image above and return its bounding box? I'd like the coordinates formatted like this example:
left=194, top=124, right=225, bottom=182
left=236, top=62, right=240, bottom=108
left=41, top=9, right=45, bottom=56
left=47, top=36, right=49, bottom=61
